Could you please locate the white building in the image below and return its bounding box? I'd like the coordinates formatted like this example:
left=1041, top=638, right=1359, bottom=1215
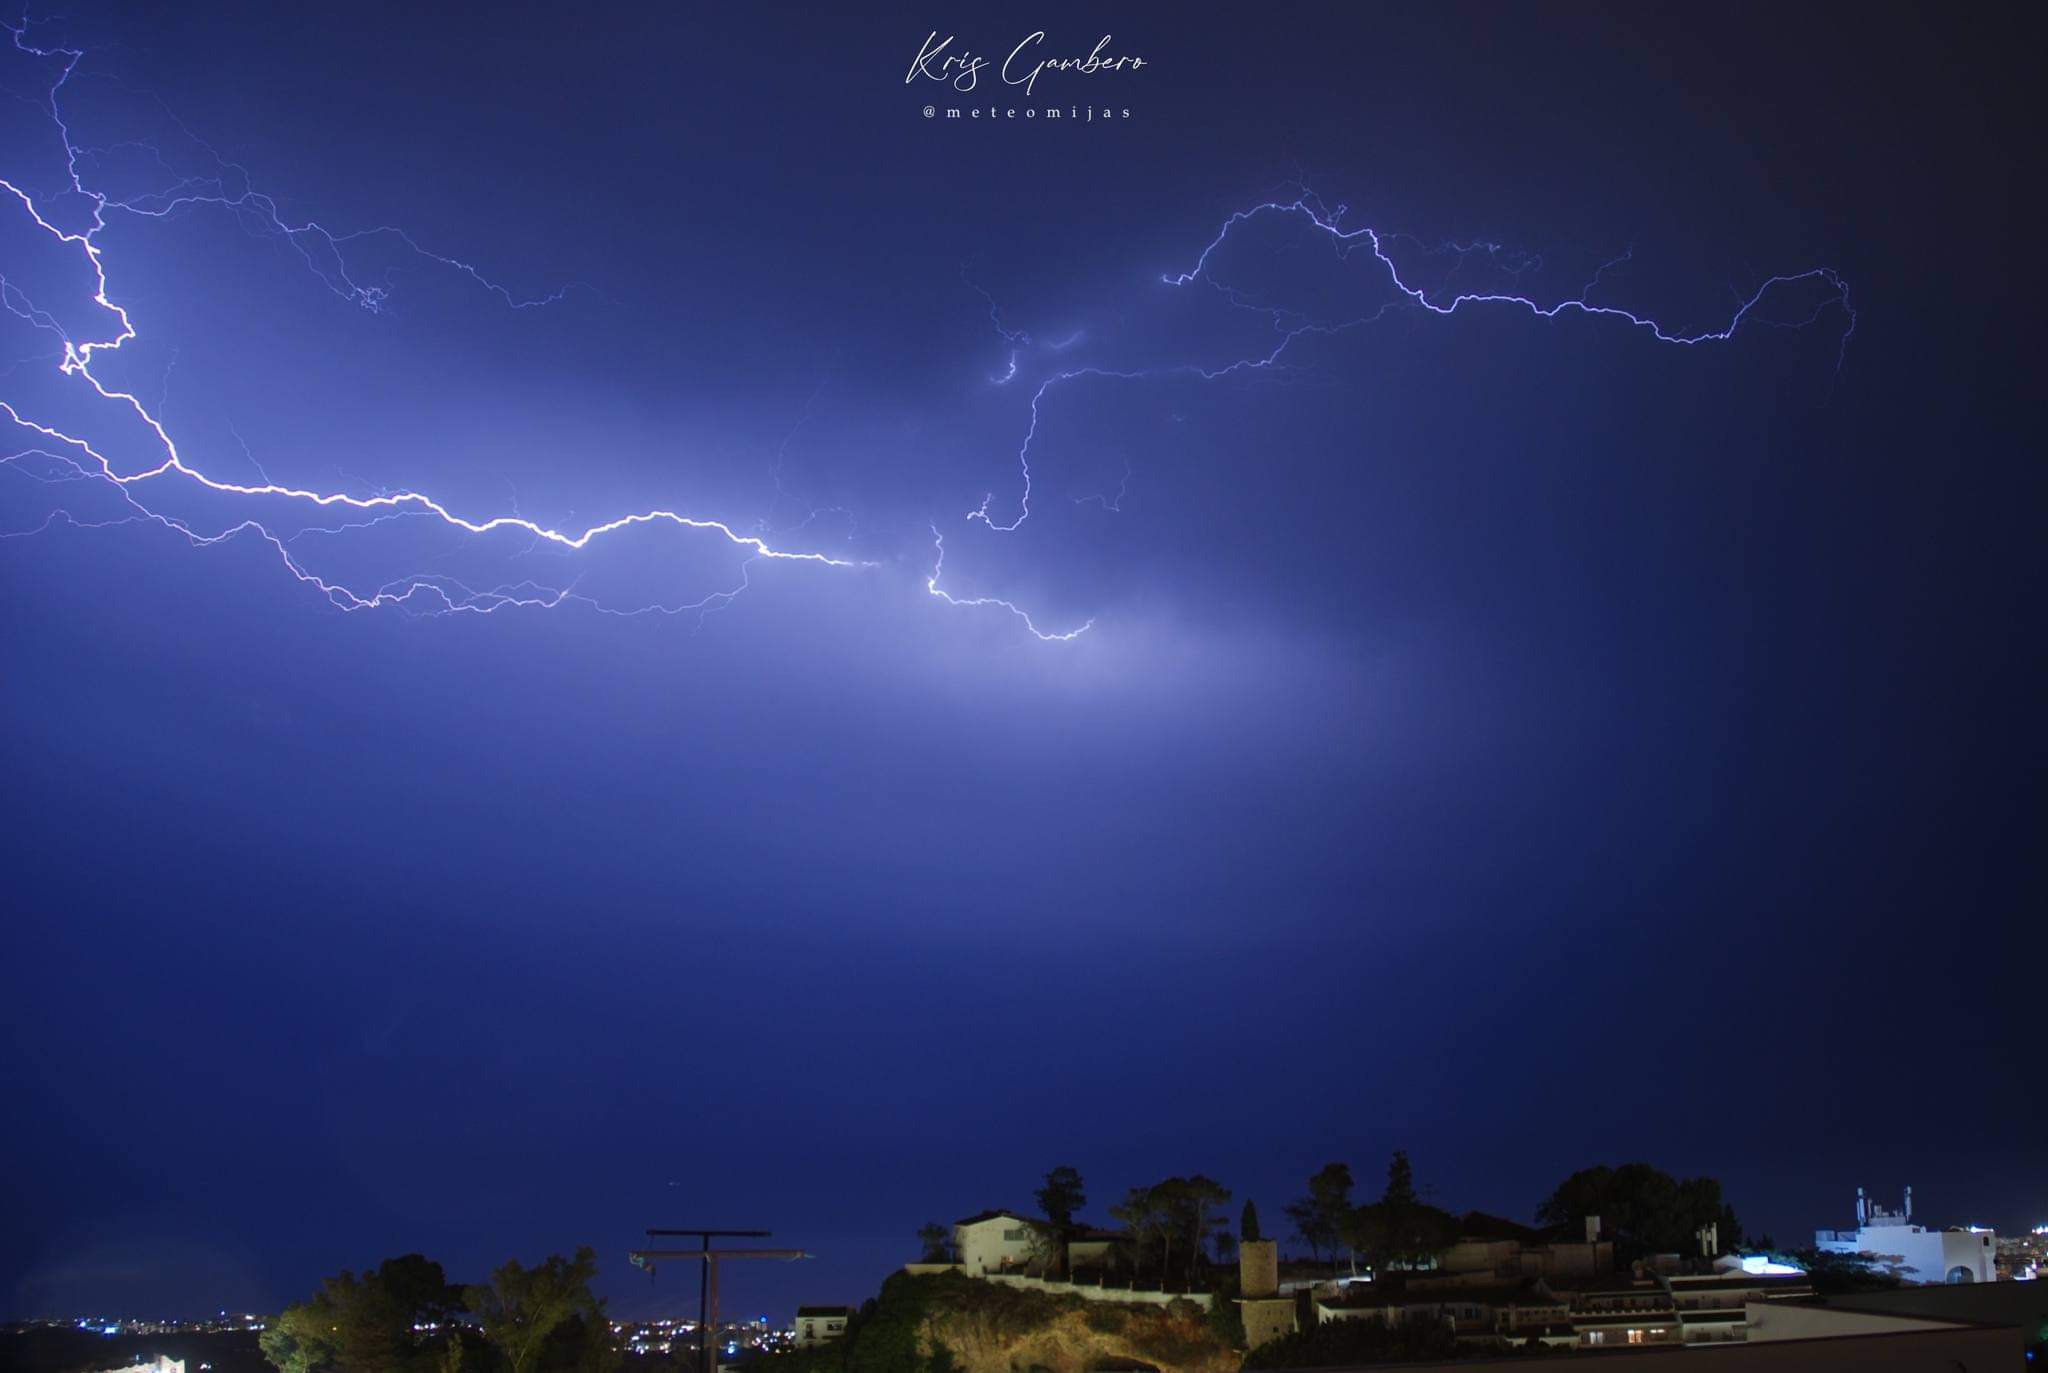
left=1814, top=1187, right=1995, bottom=1284
left=953, top=1208, right=1039, bottom=1274
left=792, top=1305, right=854, bottom=1346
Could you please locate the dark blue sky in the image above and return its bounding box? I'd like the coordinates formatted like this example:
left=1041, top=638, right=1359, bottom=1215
left=2, top=0, right=2038, bottom=1324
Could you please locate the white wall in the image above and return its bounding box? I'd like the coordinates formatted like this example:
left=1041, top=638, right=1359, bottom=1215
left=956, top=1217, right=1037, bottom=1273
left=1814, top=1225, right=1996, bottom=1284
left=980, top=1272, right=1214, bottom=1309
left=793, top=1314, right=849, bottom=1346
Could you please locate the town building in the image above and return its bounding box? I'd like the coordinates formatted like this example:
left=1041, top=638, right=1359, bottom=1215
left=1064, top=1226, right=1126, bottom=1274
left=1263, top=1212, right=1816, bottom=1354
left=1235, top=1238, right=1298, bottom=1350
left=1434, top=1211, right=1614, bottom=1281
left=1813, top=1186, right=1997, bottom=1283
left=1995, top=1224, right=2045, bottom=1280
left=952, top=1208, right=1039, bottom=1275
left=792, top=1305, right=854, bottom=1346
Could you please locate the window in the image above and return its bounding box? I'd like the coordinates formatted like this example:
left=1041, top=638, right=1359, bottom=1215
left=1004, top=1228, right=1025, bottom=1240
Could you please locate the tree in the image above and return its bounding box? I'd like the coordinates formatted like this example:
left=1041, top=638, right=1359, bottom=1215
left=1023, top=1219, right=1066, bottom=1275
left=1146, top=1176, right=1231, bottom=1286
left=1789, top=1248, right=1904, bottom=1295
left=464, top=1247, right=604, bottom=1373
left=262, top=1255, right=459, bottom=1373
left=1151, top=1180, right=1182, bottom=1285
left=547, top=1311, right=617, bottom=1373
left=1537, top=1162, right=1740, bottom=1262
left=1676, top=1175, right=1743, bottom=1256
left=1034, top=1165, right=1086, bottom=1232
left=916, top=1222, right=953, bottom=1263
left=1241, top=1200, right=1262, bottom=1245
left=1110, top=1186, right=1164, bottom=1282
left=1284, top=1198, right=1329, bottom=1264
left=1179, top=1176, right=1233, bottom=1278
left=1292, top=1163, right=1354, bottom=1274
left=1382, top=1152, right=1416, bottom=1208
left=1349, top=1153, right=1458, bottom=1276
left=261, top=1294, right=344, bottom=1373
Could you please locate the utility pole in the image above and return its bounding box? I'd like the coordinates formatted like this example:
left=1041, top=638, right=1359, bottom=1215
left=629, top=1228, right=808, bottom=1373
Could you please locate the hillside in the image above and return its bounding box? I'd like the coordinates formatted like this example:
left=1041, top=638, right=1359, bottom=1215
left=760, top=1271, right=1240, bottom=1373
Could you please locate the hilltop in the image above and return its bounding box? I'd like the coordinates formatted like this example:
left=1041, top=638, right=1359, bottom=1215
left=759, top=1270, right=1238, bottom=1373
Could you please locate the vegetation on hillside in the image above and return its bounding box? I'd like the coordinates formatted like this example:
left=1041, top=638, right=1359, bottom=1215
left=1535, top=1163, right=1740, bottom=1263
left=750, top=1270, right=1234, bottom=1373
left=1287, top=1154, right=1459, bottom=1276
left=1278, top=1153, right=1744, bottom=1272
left=260, top=1249, right=614, bottom=1373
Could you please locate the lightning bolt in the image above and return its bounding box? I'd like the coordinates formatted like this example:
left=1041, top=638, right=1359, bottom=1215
left=2, top=25, right=1853, bottom=643
left=965, top=190, right=1854, bottom=533
left=924, top=526, right=1091, bottom=642
left=0, top=18, right=879, bottom=626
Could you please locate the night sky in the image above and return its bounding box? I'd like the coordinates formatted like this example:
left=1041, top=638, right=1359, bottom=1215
left=2, top=0, right=2039, bottom=1325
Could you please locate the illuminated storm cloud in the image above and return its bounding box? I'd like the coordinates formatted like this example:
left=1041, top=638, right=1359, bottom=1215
left=0, top=20, right=1853, bottom=642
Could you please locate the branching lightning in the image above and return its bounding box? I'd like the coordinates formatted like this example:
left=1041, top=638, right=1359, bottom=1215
left=0, top=19, right=878, bottom=625
left=2, top=24, right=1854, bottom=644
left=963, top=192, right=1854, bottom=535
left=924, top=525, right=1091, bottom=642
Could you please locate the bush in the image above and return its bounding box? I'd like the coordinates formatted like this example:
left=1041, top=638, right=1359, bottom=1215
left=753, top=1272, right=1235, bottom=1373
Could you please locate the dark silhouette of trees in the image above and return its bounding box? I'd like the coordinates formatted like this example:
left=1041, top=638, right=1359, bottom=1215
left=1143, top=1175, right=1232, bottom=1285
left=1789, top=1248, right=1905, bottom=1294
left=1111, top=1186, right=1165, bottom=1281
left=1288, top=1162, right=1354, bottom=1271
left=1347, top=1151, right=1457, bottom=1275
left=261, top=1254, right=459, bottom=1373
left=262, top=1249, right=616, bottom=1373
left=1033, top=1165, right=1086, bottom=1231
left=916, top=1222, right=953, bottom=1262
left=1107, top=1176, right=1231, bottom=1286
left=1537, top=1162, right=1740, bottom=1261
left=1241, top=1200, right=1262, bottom=1244
left=1029, top=1164, right=1088, bottom=1276
left=464, top=1247, right=612, bottom=1373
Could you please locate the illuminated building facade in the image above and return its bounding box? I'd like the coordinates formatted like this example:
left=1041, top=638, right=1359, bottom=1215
left=1814, top=1187, right=1996, bottom=1284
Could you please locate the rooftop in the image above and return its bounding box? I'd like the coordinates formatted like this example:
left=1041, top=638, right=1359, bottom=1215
left=1451, top=1211, right=1550, bottom=1245
left=1668, top=1275, right=1813, bottom=1293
